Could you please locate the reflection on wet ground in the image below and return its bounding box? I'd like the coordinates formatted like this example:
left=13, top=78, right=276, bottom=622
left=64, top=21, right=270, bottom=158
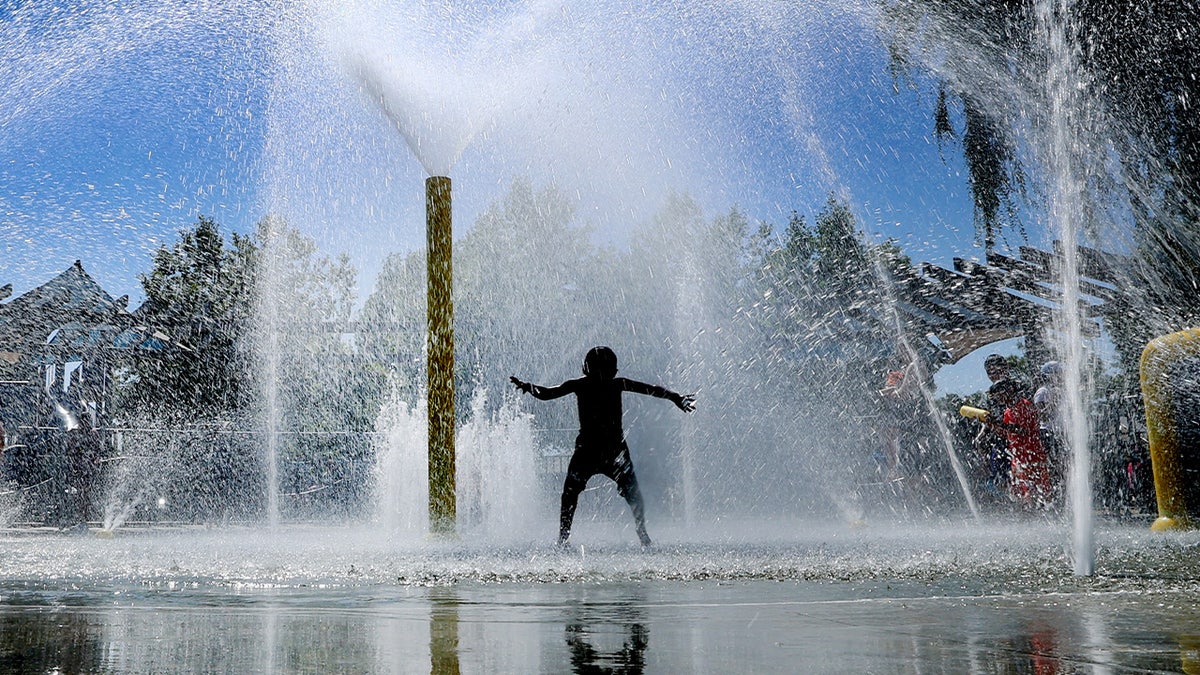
left=3, top=579, right=1200, bottom=673
left=0, top=520, right=1198, bottom=673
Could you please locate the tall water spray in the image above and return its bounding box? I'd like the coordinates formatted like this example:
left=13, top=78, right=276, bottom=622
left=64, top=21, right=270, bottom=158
left=375, top=392, right=429, bottom=534
left=456, top=390, right=538, bottom=537
left=1037, top=0, right=1094, bottom=575
left=260, top=218, right=285, bottom=530
left=375, top=387, right=536, bottom=540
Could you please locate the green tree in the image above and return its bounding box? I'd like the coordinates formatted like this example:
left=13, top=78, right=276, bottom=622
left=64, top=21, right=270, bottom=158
left=879, top=0, right=1200, bottom=365
left=742, top=196, right=947, bottom=506
left=358, top=245, right=427, bottom=399
left=120, top=215, right=372, bottom=518
left=112, top=216, right=260, bottom=521
left=125, top=215, right=257, bottom=417
left=255, top=216, right=374, bottom=515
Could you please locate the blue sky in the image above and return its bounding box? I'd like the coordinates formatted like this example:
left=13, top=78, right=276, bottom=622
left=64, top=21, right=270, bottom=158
left=0, top=0, right=1037, bottom=395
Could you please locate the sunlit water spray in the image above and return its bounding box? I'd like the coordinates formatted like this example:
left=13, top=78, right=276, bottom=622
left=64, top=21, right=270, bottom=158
left=101, top=431, right=159, bottom=531
left=319, top=0, right=573, bottom=178
left=374, top=391, right=428, bottom=534
left=342, top=53, right=484, bottom=179
left=873, top=259, right=980, bottom=520
left=374, top=387, right=537, bottom=540
left=455, top=389, right=538, bottom=536
left=1037, top=0, right=1094, bottom=576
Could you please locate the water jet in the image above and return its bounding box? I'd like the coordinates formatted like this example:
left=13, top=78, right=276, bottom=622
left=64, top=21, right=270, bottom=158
left=0, top=0, right=1196, bottom=669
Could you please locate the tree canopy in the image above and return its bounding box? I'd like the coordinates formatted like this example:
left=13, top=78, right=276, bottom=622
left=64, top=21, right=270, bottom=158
left=879, top=0, right=1200, bottom=364
left=126, top=215, right=258, bottom=417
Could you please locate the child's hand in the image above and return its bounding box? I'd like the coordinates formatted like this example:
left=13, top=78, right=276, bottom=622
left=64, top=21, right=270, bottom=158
left=674, top=393, right=696, bottom=412
left=510, top=376, right=532, bottom=394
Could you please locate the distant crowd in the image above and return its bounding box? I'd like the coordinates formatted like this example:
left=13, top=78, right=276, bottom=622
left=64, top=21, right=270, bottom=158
left=873, top=352, right=1126, bottom=516
left=970, top=354, right=1065, bottom=512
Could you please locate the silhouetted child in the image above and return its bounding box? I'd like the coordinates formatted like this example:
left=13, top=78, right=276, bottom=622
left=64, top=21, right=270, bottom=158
left=511, top=346, right=695, bottom=546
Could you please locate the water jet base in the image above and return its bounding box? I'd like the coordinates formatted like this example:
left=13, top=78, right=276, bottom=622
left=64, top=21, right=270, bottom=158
left=1, top=518, right=1197, bottom=671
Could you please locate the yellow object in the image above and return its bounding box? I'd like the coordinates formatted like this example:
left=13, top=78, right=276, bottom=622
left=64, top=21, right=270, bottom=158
left=1140, top=327, right=1200, bottom=532
left=958, top=405, right=990, bottom=422
left=95, top=529, right=114, bottom=539
left=426, top=176, right=456, bottom=536
left=1180, top=633, right=1200, bottom=674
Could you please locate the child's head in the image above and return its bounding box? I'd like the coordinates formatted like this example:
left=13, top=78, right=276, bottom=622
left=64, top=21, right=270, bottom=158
left=582, top=346, right=618, bottom=379
left=988, top=378, right=1021, bottom=407
left=1040, top=360, right=1063, bottom=382
left=984, top=354, right=1010, bottom=383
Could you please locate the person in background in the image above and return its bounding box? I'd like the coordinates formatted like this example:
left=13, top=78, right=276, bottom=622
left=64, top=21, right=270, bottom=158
left=1033, top=361, right=1066, bottom=499
left=984, top=379, right=1052, bottom=510
left=983, top=353, right=1012, bottom=387
left=878, top=367, right=909, bottom=480
left=975, top=354, right=1015, bottom=503
left=878, top=362, right=924, bottom=481
left=511, top=346, right=695, bottom=547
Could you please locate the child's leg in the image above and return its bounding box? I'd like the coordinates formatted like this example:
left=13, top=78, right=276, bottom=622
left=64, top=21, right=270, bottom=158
left=612, top=451, right=651, bottom=546
left=559, top=465, right=590, bottom=544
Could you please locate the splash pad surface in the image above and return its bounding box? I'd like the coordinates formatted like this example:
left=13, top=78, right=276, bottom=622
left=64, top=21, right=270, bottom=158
left=2, top=519, right=1198, bottom=672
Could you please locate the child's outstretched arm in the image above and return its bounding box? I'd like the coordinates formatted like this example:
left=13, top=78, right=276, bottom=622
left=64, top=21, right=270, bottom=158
left=510, top=376, right=574, bottom=401
left=509, top=376, right=533, bottom=394
left=675, top=392, right=697, bottom=412
left=620, top=378, right=696, bottom=412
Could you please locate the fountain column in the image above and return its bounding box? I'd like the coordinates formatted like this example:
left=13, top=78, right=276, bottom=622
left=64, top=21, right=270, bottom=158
left=1037, top=0, right=1093, bottom=575
left=427, top=176, right=456, bottom=534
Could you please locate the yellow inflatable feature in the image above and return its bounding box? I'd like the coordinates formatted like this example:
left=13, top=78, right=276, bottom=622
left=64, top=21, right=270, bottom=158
left=1140, top=327, right=1200, bottom=531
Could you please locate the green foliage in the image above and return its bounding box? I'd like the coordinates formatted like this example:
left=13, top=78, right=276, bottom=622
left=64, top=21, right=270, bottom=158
left=960, top=98, right=1025, bottom=250
left=878, top=0, right=1200, bottom=388
left=747, top=195, right=900, bottom=379
left=934, top=87, right=955, bottom=147
left=125, top=215, right=258, bottom=417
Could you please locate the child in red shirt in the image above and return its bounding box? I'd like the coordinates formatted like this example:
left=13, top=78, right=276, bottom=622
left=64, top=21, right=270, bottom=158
left=985, top=379, right=1052, bottom=510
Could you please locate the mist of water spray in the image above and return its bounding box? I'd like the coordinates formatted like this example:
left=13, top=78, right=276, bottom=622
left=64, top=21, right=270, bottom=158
left=374, top=387, right=537, bottom=540
left=0, top=0, right=1126, bottom=542
left=0, top=485, right=22, bottom=528
left=873, top=259, right=980, bottom=521
left=1037, top=0, right=1094, bottom=576
left=674, top=240, right=704, bottom=526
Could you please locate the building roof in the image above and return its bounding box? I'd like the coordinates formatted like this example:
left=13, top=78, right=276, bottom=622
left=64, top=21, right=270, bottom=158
left=0, top=261, right=165, bottom=364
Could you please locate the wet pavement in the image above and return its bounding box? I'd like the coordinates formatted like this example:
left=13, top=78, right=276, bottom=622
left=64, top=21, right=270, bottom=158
left=1, top=520, right=1198, bottom=673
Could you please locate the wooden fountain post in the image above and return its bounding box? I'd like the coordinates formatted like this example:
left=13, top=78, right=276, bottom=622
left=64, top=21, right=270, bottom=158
left=426, top=175, right=456, bottom=535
